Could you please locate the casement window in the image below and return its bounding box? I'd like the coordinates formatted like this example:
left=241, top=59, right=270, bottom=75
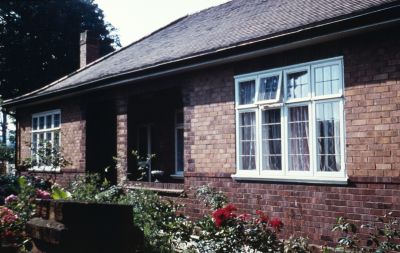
left=234, top=57, right=346, bottom=183
left=31, top=110, right=61, bottom=171
left=174, top=110, right=184, bottom=176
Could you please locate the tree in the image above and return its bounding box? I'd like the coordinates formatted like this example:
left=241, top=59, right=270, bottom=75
left=0, top=0, right=120, bottom=99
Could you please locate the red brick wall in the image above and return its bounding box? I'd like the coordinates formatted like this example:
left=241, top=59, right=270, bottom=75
left=181, top=174, right=400, bottom=245
left=179, top=27, right=400, bottom=245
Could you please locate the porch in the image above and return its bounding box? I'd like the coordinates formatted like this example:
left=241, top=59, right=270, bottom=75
left=84, top=87, right=185, bottom=190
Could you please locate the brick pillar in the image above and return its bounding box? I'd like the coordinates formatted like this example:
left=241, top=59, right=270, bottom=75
left=116, top=96, right=128, bottom=185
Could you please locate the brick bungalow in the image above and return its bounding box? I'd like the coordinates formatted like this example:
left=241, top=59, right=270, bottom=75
left=4, top=0, right=400, bottom=244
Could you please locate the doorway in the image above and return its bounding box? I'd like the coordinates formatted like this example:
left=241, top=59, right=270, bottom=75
left=86, top=100, right=117, bottom=184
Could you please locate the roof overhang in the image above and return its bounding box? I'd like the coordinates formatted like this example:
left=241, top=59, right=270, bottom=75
left=4, top=2, right=400, bottom=110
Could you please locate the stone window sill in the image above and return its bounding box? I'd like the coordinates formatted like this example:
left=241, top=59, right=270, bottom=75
left=232, top=174, right=348, bottom=185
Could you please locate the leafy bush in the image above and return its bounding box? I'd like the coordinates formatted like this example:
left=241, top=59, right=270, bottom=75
left=0, top=206, right=27, bottom=247
left=0, top=175, right=19, bottom=205
left=119, top=189, right=192, bottom=252
left=69, top=174, right=110, bottom=202
left=332, top=214, right=400, bottom=253
left=195, top=184, right=228, bottom=209
left=193, top=204, right=283, bottom=253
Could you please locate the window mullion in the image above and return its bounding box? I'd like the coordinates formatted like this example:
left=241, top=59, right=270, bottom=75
left=282, top=105, right=288, bottom=176
left=310, top=101, right=316, bottom=176
left=257, top=106, right=261, bottom=175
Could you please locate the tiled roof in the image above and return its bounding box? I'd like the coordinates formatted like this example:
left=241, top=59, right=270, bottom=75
left=12, top=0, right=400, bottom=99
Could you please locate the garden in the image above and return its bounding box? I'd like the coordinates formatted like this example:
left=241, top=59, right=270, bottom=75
left=0, top=173, right=399, bottom=253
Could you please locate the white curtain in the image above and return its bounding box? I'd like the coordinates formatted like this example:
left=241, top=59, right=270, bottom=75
left=262, top=109, right=281, bottom=170
left=288, top=106, right=310, bottom=171
left=240, top=112, right=256, bottom=170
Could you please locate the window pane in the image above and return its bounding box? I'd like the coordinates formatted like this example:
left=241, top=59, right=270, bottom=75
left=288, top=106, right=310, bottom=171
left=239, top=112, right=256, bottom=170
left=32, top=118, right=38, bottom=130
left=54, top=114, right=60, bottom=128
left=32, top=134, right=38, bottom=153
left=262, top=109, right=281, bottom=170
left=239, top=80, right=255, bottom=105
left=46, top=115, right=52, bottom=129
left=314, top=64, right=341, bottom=96
left=176, top=128, right=184, bottom=172
left=39, top=117, right=45, bottom=130
left=54, top=131, right=60, bottom=150
left=316, top=102, right=341, bottom=172
left=258, top=75, right=280, bottom=101
left=287, top=71, right=309, bottom=100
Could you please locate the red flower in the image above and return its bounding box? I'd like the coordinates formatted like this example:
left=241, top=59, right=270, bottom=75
left=255, top=210, right=269, bottom=224
left=212, top=204, right=237, bottom=228
left=238, top=213, right=250, bottom=221
left=269, top=217, right=283, bottom=229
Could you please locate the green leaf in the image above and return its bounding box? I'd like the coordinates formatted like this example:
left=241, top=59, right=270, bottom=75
left=51, top=185, right=71, bottom=200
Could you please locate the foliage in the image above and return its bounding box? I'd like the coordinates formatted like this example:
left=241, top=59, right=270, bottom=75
left=332, top=214, right=400, bottom=253
left=0, top=206, right=27, bottom=247
left=69, top=173, right=110, bottom=202
left=0, top=174, right=19, bottom=205
left=362, top=212, right=400, bottom=252
left=193, top=204, right=283, bottom=253
left=50, top=184, right=71, bottom=200
left=119, top=189, right=193, bottom=252
left=131, top=150, right=156, bottom=181
left=195, top=184, right=228, bottom=209
left=284, top=236, right=313, bottom=253
left=20, top=139, right=71, bottom=172
left=5, top=177, right=37, bottom=224
left=0, top=143, right=14, bottom=162
left=0, top=0, right=120, bottom=99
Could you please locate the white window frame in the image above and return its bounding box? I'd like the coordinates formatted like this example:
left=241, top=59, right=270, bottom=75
left=233, top=57, right=347, bottom=184
left=30, top=109, right=61, bottom=172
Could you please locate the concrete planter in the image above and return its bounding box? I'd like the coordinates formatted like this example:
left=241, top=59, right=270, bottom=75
left=26, top=199, right=143, bottom=253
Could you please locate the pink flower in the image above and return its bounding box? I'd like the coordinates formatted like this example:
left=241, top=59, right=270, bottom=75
left=36, top=189, right=51, bottom=199
left=5, top=194, right=18, bottom=204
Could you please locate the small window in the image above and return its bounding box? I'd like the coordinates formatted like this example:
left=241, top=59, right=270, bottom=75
left=31, top=110, right=61, bottom=171
left=286, top=69, right=309, bottom=101
left=258, top=72, right=282, bottom=102
left=239, top=80, right=256, bottom=105
left=313, top=63, right=341, bottom=96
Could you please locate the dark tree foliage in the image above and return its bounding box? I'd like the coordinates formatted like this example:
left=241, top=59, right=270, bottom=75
left=0, top=0, right=121, bottom=99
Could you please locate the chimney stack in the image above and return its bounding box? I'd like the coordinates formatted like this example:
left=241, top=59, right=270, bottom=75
left=80, top=30, right=100, bottom=68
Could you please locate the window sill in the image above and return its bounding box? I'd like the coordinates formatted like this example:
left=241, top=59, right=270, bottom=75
left=170, top=173, right=184, bottom=179
left=231, top=174, right=348, bottom=185
left=28, top=167, right=61, bottom=173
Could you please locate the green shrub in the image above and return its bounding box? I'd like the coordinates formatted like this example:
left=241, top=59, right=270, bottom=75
left=119, top=189, right=192, bottom=252
left=69, top=173, right=110, bottom=202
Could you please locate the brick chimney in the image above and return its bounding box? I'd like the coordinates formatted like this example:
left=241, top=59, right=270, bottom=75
left=80, top=30, right=100, bottom=68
